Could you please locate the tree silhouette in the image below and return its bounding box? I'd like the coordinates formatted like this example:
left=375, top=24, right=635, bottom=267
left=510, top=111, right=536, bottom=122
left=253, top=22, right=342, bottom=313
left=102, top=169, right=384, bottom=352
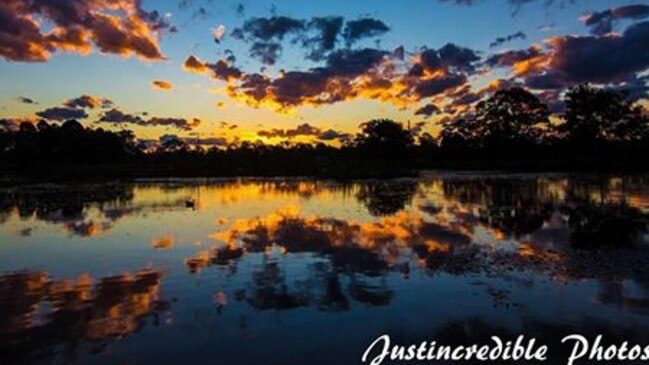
left=354, top=119, right=413, bottom=157
left=0, top=84, right=648, bottom=177
left=561, top=85, right=649, bottom=145
left=439, top=118, right=478, bottom=151
left=439, top=87, right=551, bottom=157
left=475, top=87, right=550, bottom=146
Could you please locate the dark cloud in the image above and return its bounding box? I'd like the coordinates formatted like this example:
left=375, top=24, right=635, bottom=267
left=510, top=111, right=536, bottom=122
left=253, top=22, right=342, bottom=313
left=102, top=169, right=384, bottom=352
left=228, top=47, right=390, bottom=109
left=611, top=75, right=649, bottom=102
left=414, top=104, right=441, bottom=116
left=317, top=129, right=351, bottom=142
left=0, top=0, right=170, bottom=62
left=324, top=48, right=389, bottom=77
left=439, top=0, right=579, bottom=11
left=236, top=3, right=245, bottom=17
left=257, top=123, right=350, bottom=142
left=63, top=95, right=113, bottom=109
left=249, top=42, right=282, bottom=65
left=224, top=49, right=237, bottom=63
left=342, top=18, right=390, bottom=46
left=303, top=16, right=344, bottom=61
left=413, top=43, right=480, bottom=74
left=231, top=15, right=391, bottom=65
left=36, top=107, right=88, bottom=121
left=161, top=134, right=229, bottom=147
left=100, top=109, right=201, bottom=131
left=530, top=21, right=649, bottom=88
left=100, top=108, right=143, bottom=124
left=258, top=123, right=320, bottom=138
left=414, top=74, right=467, bottom=98
left=490, top=31, right=526, bottom=48
left=485, top=46, right=543, bottom=68
left=148, top=117, right=201, bottom=131
left=582, top=4, right=649, bottom=35
left=232, top=16, right=305, bottom=41
left=231, top=16, right=306, bottom=65
left=0, top=118, right=22, bottom=131
left=17, top=96, right=36, bottom=104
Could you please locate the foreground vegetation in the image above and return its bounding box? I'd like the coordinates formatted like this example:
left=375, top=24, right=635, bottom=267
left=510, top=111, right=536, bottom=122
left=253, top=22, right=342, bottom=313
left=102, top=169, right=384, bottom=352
left=1, top=85, right=648, bottom=179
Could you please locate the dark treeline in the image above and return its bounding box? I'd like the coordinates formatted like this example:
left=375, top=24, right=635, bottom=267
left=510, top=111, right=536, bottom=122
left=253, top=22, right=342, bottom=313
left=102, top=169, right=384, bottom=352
left=1, top=84, right=648, bottom=178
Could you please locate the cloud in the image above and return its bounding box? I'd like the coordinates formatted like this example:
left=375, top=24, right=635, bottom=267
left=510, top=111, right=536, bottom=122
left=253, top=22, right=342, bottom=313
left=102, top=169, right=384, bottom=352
left=36, top=107, right=88, bottom=121
left=233, top=16, right=305, bottom=41
left=187, top=40, right=482, bottom=114
left=0, top=0, right=170, bottom=62
left=231, top=15, right=391, bottom=65
left=438, top=0, right=579, bottom=15
left=342, top=18, right=390, bottom=46
left=257, top=123, right=350, bottom=142
left=225, top=48, right=393, bottom=111
left=99, top=108, right=201, bottom=131
left=183, top=55, right=207, bottom=73
left=161, top=134, right=229, bottom=147
left=317, top=129, right=352, bottom=142
left=63, top=95, right=113, bottom=109
left=490, top=31, right=526, bottom=48
left=303, top=16, right=344, bottom=61
left=213, top=24, right=226, bottom=43
left=148, top=117, right=201, bottom=131
left=100, top=108, right=143, bottom=124
left=581, top=4, right=649, bottom=35
left=17, top=96, right=36, bottom=104
left=231, top=16, right=304, bottom=64
left=485, top=45, right=547, bottom=77
left=0, top=118, right=23, bottom=131
left=236, top=3, right=245, bottom=17
left=414, top=104, right=441, bottom=116
left=183, top=55, right=242, bottom=81
left=152, top=80, right=174, bottom=91
left=529, top=21, right=649, bottom=87
left=249, top=42, right=283, bottom=65
left=413, top=74, right=467, bottom=98
left=411, top=43, right=481, bottom=75
left=258, top=123, right=320, bottom=138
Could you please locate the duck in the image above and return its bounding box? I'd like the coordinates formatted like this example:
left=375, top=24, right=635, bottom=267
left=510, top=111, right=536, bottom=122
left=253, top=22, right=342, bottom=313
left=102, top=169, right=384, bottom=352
left=185, top=199, right=196, bottom=209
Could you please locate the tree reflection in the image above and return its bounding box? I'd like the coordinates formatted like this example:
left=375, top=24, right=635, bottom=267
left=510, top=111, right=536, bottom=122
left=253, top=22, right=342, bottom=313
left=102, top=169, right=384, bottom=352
left=355, top=180, right=418, bottom=216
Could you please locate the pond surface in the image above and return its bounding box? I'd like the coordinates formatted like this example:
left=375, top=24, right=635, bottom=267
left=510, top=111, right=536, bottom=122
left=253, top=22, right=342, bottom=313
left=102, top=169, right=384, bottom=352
left=2, top=172, right=649, bottom=365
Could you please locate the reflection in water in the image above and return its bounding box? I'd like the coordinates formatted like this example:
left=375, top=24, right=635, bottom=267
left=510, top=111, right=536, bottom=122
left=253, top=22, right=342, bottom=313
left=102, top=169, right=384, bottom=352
left=2, top=174, right=649, bottom=364
left=0, top=269, right=169, bottom=363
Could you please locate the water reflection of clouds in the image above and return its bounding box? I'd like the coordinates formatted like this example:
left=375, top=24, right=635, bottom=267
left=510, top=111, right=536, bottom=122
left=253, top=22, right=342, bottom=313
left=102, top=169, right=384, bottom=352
left=0, top=268, right=169, bottom=362
left=3, top=176, right=649, bottom=313
left=2, top=176, right=649, bottom=364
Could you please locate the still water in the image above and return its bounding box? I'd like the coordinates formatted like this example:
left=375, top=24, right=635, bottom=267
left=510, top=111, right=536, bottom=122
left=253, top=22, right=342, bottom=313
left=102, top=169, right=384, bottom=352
left=2, top=172, right=649, bottom=365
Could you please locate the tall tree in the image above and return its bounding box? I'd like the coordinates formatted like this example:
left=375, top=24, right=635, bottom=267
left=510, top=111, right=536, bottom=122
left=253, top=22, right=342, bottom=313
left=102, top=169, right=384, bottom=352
left=474, top=87, right=550, bottom=147
left=355, top=119, right=413, bottom=156
left=562, top=85, right=649, bottom=144
left=440, top=88, right=550, bottom=152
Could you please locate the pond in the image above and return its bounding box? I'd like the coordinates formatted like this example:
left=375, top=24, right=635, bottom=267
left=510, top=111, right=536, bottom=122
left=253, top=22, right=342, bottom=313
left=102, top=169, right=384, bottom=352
left=2, top=172, right=649, bottom=364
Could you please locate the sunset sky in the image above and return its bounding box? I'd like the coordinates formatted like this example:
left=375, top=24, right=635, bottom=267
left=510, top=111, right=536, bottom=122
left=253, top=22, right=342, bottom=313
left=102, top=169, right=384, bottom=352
left=1, top=0, right=648, bottom=146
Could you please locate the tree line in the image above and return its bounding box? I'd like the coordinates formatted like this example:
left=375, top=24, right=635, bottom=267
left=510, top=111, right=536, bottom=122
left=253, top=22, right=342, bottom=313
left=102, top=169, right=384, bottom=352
left=0, top=84, right=647, bottom=178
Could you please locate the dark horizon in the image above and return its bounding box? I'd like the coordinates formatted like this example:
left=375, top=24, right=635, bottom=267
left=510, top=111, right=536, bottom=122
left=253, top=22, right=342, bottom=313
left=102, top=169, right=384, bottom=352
left=2, top=84, right=648, bottom=179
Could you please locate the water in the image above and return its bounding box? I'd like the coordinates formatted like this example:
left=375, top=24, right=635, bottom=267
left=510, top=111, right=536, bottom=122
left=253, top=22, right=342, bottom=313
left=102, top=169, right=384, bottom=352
left=2, top=172, right=649, bottom=365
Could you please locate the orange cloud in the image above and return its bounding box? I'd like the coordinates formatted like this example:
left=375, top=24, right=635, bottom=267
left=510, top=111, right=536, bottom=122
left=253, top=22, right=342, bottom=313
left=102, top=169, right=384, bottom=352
left=0, top=0, right=170, bottom=62
left=152, top=80, right=174, bottom=91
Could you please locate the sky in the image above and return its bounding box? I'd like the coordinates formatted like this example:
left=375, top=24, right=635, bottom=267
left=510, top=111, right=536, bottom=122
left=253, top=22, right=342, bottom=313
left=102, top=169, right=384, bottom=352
left=1, top=0, right=648, bottom=146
